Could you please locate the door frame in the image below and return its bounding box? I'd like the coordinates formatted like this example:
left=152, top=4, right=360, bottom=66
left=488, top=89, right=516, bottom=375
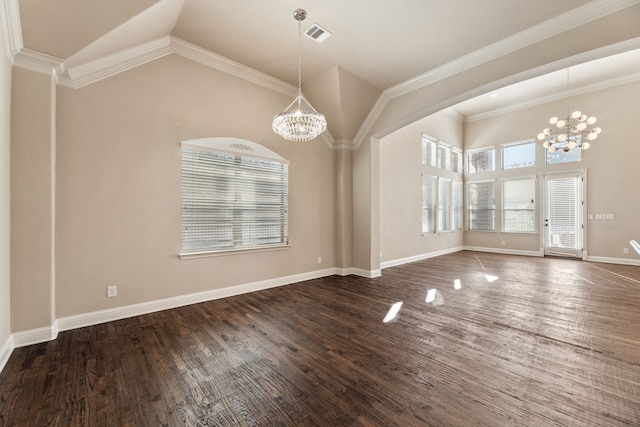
left=541, top=169, right=587, bottom=259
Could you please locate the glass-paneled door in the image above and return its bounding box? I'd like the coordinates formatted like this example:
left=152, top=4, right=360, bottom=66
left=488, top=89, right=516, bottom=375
left=543, top=172, right=584, bottom=258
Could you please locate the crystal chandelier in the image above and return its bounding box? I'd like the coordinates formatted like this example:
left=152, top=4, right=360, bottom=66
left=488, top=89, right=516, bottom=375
left=272, top=9, right=327, bottom=142
left=537, top=68, right=601, bottom=153
left=537, top=110, right=601, bottom=153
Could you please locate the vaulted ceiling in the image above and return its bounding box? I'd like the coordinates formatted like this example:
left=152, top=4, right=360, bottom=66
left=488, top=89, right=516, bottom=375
left=8, top=0, right=640, bottom=144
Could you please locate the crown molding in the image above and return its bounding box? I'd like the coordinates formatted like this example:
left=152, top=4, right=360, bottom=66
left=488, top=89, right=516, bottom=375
left=6, top=0, right=638, bottom=148
left=13, top=48, right=63, bottom=76
left=331, top=138, right=357, bottom=150
left=65, top=36, right=173, bottom=88
left=352, top=0, right=640, bottom=148
left=0, top=0, right=22, bottom=63
left=387, top=0, right=640, bottom=100
left=351, top=92, right=391, bottom=148
left=170, top=36, right=296, bottom=97
left=441, top=107, right=464, bottom=122
left=465, top=70, right=640, bottom=123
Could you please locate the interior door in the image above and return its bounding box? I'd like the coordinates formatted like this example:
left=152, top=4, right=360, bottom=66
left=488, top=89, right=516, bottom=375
left=543, top=172, right=584, bottom=258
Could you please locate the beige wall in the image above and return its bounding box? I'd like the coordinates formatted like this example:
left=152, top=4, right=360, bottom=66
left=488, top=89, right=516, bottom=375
left=0, top=16, right=11, bottom=350
left=10, top=68, right=56, bottom=332
left=53, top=54, right=337, bottom=319
left=4, top=4, right=640, bottom=347
left=350, top=8, right=640, bottom=272
left=380, top=110, right=464, bottom=263
left=463, top=80, right=640, bottom=259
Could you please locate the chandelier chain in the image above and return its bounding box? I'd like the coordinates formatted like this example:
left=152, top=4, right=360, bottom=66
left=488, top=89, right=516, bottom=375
left=272, top=8, right=327, bottom=142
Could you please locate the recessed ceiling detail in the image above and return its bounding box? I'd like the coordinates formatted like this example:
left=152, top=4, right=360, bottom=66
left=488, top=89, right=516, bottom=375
left=304, top=23, right=332, bottom=44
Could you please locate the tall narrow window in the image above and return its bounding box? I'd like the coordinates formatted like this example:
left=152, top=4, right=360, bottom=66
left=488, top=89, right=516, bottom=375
left=181, top=138, right=289, bottom=255
left=452, top=181, right=463, bottom=231
left=437, top=144, right=450, bottom=170
left=422, top=175, right=437, bottom=234
left=467, top=180, right=495, bottom=231
left=438, top=178, right=451, bottom=232
left=467, top=147, right=495, bottom=174
left=422, top=136, right=437, bottom=167
left=451, top=149, right=462, bottom=173
left=503, top=177, right=536, bottom=232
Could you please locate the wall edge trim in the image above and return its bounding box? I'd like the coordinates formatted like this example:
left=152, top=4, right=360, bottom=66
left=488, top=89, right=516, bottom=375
left=585, top=255, right=640, bottom=266
left=381, top=246, right=464, bottom=270
left=0, top=334, right=13, bottom=374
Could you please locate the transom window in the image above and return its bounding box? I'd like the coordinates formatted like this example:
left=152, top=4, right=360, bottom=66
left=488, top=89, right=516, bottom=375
left=181, top=138, right=289, bottom=255
left=467, top=146, right=496, bottom=174
left=546, top=135, right=582, bottom=164
left=422, top=135, right=461, bottom=173
left=502, top=140, right=536, bottom=169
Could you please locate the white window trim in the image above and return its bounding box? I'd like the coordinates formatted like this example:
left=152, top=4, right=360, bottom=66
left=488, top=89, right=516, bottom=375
left=438, top=177, right=452, bottom=233
left=502, top=175, right=537, bottom=234
left=180, top=137, right=290, bottom=258
left=452, top=180, right=463, bottom=231
left=422, top=134, right=437, bottom=167
left=501, top=139, right=536, bottom=170
left=451, top=148, right=463, bottom=174
left=421, top=173, right=437, bottom=236
left=466, top=179, right=496, bottom=232
left=466, top=145, right=496, bottom=175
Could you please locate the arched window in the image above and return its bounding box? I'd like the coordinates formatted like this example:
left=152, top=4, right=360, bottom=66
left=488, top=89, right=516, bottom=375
left=180, top=137, right=289, bottom=256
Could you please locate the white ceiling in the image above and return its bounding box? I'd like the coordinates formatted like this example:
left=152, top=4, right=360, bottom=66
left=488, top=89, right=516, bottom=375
left=11, top=0, right=640, bottom=137
left=454, top=47, right=640, bottom=120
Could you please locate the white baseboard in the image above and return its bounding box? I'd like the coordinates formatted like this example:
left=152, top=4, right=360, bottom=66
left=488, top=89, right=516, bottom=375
left=347, top=267, right=382, bottom=278
left=13, top=249, right=634, bottom=360
left=463, top=246, right=544, bottom=257
left=57, top=267, right=340, bottom=333
left=381, top=246, right=464, bottom=270
left=0, top=334, right=13, bottom=374
left=8, top=266, right=386, bottom=350
left=585, top=255, right=640, bottom=266
left=12, top=322, right=58, bottom=348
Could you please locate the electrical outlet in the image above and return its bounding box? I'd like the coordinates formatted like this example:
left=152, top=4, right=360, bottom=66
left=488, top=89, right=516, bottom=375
left=317, top=256, right=322, bottom=264
left=501, top=240, right=506, bottom=245
left=624, top=248, right=629, bottom=254
left=107, top=285, right=117, bottom=298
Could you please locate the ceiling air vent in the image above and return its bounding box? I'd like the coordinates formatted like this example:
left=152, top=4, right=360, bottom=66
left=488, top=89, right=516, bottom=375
left=304, top=23, right=332, bottom=44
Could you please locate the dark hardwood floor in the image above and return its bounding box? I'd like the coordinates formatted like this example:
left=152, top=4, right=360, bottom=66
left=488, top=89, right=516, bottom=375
left=2, top=251, right=640, bottom=426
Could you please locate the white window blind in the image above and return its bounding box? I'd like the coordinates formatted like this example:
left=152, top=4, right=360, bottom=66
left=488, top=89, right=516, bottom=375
left=467, top=180, right=495, bottom=231
left=452, top=181, right=463, bottom=231
left=437, top=145, right=450, bottom=170
left=438, top=178, right=451, bottom=232
left=181, top=139, right=288, bottom=254
left=546, top=176, right=579, bottom=249
left=503, top=177, right=536, bottom=232
left=422, top=175, right=436, bottom=234
left=451, top=149, right=462, bottom=173
left=467, top=147, right=495, bottom=174
left=422, top=136, right=436, bottom=167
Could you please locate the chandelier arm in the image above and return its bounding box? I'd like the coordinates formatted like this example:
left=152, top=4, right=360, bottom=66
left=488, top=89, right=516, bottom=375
left=299, top=94, right=321, bottom=113
left=281, top=95, right=302, bottom=112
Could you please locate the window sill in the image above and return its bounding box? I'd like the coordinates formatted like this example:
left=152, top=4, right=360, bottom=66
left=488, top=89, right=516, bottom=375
left=179, top=244, right=290, bottom=260
left=501, top=231, right=537, bottom=234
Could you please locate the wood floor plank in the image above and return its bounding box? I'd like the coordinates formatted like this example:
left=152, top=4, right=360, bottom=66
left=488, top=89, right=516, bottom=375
left=2, top=251, right=640, bottom=426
